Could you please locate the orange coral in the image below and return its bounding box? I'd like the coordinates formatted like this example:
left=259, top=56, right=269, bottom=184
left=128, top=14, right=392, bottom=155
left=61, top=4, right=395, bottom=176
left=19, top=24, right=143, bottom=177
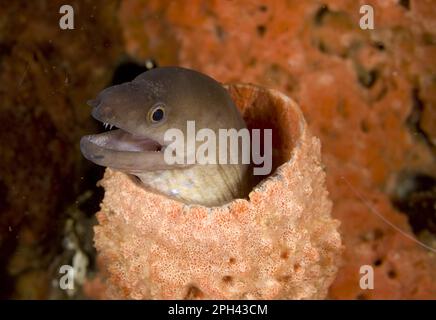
left=118, top=0, right=436, bottom=299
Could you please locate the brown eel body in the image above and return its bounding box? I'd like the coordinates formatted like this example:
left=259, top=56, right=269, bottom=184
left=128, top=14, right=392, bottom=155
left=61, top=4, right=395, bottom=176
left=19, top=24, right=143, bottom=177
left=80, top=67, right=252, bottom=206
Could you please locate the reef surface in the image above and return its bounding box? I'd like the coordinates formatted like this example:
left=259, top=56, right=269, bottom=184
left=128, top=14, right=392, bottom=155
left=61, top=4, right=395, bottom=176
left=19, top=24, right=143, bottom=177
left=117, top=0, right=436, bottom=299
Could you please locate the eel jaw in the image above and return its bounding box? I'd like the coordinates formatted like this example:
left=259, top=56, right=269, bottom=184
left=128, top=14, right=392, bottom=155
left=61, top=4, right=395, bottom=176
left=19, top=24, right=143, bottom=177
left=80, top=124, right=179, bottom=172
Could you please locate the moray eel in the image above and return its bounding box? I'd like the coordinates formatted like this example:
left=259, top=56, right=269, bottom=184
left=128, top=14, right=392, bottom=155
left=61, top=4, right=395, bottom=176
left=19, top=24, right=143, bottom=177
left=80, top=67, right=252, bottom=206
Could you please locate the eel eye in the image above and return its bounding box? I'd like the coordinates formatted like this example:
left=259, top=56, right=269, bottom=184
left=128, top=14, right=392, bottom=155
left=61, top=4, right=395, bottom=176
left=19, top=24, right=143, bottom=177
left=148, top=104, right=166, bottom=123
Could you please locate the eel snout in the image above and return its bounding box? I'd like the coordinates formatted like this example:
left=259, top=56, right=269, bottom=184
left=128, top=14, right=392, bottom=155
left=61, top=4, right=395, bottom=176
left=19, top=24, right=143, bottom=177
left=80, top=96, right=177, bottom=172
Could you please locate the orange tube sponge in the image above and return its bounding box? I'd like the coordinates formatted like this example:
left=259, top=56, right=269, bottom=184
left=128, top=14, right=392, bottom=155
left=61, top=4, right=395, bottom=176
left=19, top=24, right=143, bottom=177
left=93, top=84, right=342, bottom=299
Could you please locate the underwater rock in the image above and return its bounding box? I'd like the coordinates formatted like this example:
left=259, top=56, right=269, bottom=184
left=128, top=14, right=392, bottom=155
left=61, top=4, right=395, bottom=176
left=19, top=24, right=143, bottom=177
left=0, top=0, right=122, bottom=298
left=92, top=84, right=342, bottom=299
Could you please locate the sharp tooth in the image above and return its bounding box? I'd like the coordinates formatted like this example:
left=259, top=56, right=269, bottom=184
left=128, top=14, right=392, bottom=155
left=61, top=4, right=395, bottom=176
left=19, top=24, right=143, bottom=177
left=110, top=124, right=113, bottom=130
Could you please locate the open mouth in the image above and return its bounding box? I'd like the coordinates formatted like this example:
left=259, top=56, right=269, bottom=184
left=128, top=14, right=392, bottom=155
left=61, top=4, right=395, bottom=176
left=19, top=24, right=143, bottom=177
left=83, top=121, right=163, bottom=153
left=80, top=117, right=169, bottom=171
